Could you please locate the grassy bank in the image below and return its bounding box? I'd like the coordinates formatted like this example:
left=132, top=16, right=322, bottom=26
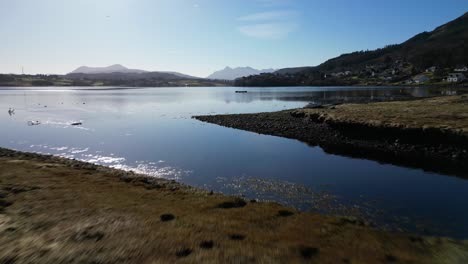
left=1, top=148, right=467, bottom=263
left=298, top=95, right=468, bottom=140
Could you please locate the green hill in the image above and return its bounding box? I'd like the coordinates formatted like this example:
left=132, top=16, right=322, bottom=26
left=236, top=12, right=468, bottom=86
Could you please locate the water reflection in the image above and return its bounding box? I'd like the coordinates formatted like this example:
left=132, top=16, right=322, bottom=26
left=1, top=86, right=468, bottom=238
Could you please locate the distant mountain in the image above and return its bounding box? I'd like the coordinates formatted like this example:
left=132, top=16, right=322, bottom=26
left=207, top=66, right=275, bottom=80
left=236, top=12, right=468, bottom=86
left=161, top=71, right=200, bottom=79
left=69, top=64, right=147, bottom=74
left=68, top=64, right=200, bottom=79
left=66, top=71, right=188, bottom=81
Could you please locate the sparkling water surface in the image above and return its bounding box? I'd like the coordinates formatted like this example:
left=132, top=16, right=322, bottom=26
left=1, top=86, right=467, bottom=238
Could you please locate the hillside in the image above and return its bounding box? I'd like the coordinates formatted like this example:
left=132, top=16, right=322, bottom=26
left=236, top=12, right=468, bottom=87
left=207, top=66, right=275, bottom=80
left=0, top=73, right=229, bottom=87
left=315, top=11, right=468, bottom=73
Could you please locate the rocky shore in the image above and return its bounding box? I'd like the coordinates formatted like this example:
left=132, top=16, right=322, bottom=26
left=194, top=95, right=468, bottom=178
left=1, top=147, right=467, bottom=263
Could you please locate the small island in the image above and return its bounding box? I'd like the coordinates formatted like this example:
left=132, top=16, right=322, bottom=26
left=195, top=95, right=468, bottom=178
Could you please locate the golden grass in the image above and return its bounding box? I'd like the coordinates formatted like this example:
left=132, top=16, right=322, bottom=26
left=301, top=95, right=468, bottom=137
left=0, top=154, right=467, bottom=263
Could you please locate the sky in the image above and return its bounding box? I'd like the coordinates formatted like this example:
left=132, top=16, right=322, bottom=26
left=1, top=0, right=467, bottom=77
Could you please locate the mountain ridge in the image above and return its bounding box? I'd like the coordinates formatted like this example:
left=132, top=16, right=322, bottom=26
left=69, top=64, right=147, bottom=74
left=68, top=64, right=200, bottom=79
left=207, top=66, right=275, bottom=80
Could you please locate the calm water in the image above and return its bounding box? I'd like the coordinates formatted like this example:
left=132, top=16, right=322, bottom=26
left=1, top=86, right=467, bottom=238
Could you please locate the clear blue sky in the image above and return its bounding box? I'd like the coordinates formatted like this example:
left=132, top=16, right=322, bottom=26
left=1, top=0, right=467, bottom=77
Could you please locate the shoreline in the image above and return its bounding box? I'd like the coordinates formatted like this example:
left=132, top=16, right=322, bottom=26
left=194, top=95, right=468, bottom=178
left=0, top=83, right=467, bottom=89
left=1, top=147, right=467, bottom=263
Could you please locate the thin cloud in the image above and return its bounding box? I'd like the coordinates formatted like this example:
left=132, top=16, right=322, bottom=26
left=238, top=22, right=297, bottom=39
left=237, top=9, right=299, bottom=39
left=238, top=11, right=298, bottom=22
left=256, top=0, right=292, bottom=7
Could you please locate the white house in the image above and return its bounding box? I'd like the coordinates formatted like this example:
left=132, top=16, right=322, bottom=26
left=412, top=74, right=430, bottom=84
left=454, top=66, right=468, bottom=72
left=336, top=72, right=346, bottom=77
left=446, top=73, right=466, bottom=83
left=425, top=66, right=437, bottom=73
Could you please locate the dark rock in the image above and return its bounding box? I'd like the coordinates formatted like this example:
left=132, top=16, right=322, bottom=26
left=290, top=111, right=306, bottom=118
left=217, top=198, right=247, bottom=209
left=385, top=254, right=398, bottom=262
left=175, top=248, right=192, bottom=257
left=304, top=103, right=324, bottom=109
left=277, top=210, right=294, bottom=217
left=72, top=229, right=104, bottom=242
left=409, top=236, right=423, bottom=243
left=160, top=214, right=175, bottom=222
left=3, top=185, right=39, bottom=194
left=299, top=246, right=319, bottom=259
left=5, top=227, right=16, bottom=233
left=0, top=199, right=13, bottom=209
left=200, top=240, right=214, bottom=249
left=229, top=234, right=246, bottom=241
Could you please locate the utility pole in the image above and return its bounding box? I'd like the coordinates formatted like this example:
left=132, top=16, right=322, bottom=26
left=22, top=66, right=24, bottom=75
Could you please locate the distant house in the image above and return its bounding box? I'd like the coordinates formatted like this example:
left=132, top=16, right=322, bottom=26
left=336, top=72, right=346, bottom=77
left=454, top=66, right=468, bottom=72
left=425, top=66, right=437, bottom=73
left=446, top=73, right=466, bottom=83
left=412, top=74, right=430, bottom=84
left=344, top=71, right=352, bottom=76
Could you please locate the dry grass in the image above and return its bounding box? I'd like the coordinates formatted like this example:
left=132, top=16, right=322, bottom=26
left=300, top=95, right=468, bottom=137
left=0, top=153, right=467, bottom=263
